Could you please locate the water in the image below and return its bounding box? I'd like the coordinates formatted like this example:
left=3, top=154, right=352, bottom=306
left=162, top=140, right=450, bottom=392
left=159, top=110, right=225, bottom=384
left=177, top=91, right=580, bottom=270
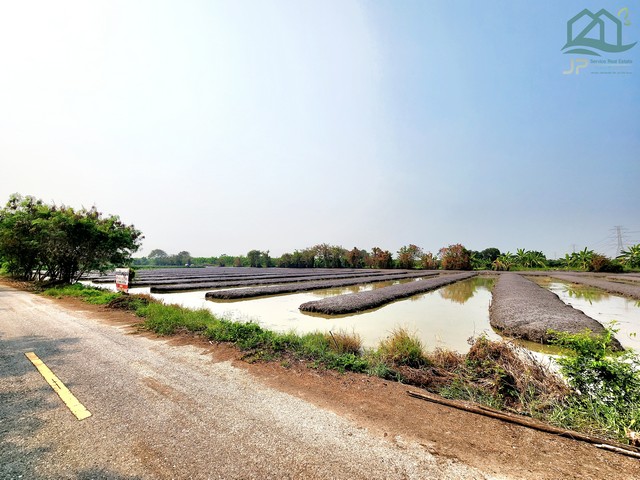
left=533, top=277, right=640, bottom=351
left=146, top=276, right=498, bottom=352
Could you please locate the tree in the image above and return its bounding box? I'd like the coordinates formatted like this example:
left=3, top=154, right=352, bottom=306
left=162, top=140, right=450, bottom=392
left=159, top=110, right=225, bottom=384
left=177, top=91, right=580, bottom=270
left=479, top=248, right=501, bottom=263
left=0, top=194, right=142, bottom=283
left=420, top=252, right=439, bottom=270
left=513, top=248, right=547, bottom=269
left=369, top=247, right=393, bottom=269
left=261, top=250, right=271, bottom=268
left=148, top=249, right=168, bottom=259
left=277, top=253, right=293, bottom=268
left=573, top=248, right=594, bottom=271
left=174, top=251, right=191, bottom=266
left=439, top=244, right=472, bottom=270
left=247, top=249, right=262, bottom=267
left=346, top=247, right=367, bottom=268
left=396, top=244, right=422, bottom=269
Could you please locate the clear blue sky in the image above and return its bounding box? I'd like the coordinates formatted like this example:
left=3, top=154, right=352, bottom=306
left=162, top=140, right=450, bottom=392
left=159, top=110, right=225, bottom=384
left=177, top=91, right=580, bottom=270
left=1, top=1, right=638, bottom=258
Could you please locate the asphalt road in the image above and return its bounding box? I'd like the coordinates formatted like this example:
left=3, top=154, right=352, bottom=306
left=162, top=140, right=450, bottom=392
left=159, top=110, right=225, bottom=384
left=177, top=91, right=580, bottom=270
left=0, top=284, right=490, bottom=480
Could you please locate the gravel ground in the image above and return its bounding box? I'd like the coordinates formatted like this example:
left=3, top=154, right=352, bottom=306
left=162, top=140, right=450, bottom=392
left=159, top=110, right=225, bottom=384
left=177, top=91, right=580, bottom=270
left=548, top=273, right=640, bottom=300
left=489, top=273, right=623, bottom=349
left=299, top=272, right=476, bottom=314
left=0, top=283, right=491, bottom=479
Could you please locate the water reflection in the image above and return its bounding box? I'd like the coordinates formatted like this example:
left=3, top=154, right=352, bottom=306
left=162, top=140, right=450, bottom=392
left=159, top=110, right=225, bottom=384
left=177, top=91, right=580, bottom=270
left=564, top=285, right=609, bottom=304
left=439, top=277, right=495, bottom=304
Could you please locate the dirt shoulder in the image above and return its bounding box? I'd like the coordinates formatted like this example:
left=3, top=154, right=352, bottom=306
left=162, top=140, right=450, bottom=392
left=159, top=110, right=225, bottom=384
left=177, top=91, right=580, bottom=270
left=6, top=280, right=639, bottom=480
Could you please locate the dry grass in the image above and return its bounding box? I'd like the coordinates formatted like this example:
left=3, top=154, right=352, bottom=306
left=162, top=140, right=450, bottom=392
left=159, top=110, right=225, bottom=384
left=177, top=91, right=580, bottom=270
left=325, top=329, right=363, bottom=355
left=460, top=337, right=568, bottom=412
left=426, top=348, right=465, bottom=370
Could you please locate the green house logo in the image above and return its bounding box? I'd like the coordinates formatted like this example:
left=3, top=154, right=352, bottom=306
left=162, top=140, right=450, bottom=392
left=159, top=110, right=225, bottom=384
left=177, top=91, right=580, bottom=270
left=563, top=8, right=637, bottom=56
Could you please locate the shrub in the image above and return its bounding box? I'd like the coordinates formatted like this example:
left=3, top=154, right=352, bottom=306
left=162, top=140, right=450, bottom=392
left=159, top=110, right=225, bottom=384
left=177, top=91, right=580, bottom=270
left=589, top=254, right=623, bottom=273
left=550, top=328, right=640, bottom=441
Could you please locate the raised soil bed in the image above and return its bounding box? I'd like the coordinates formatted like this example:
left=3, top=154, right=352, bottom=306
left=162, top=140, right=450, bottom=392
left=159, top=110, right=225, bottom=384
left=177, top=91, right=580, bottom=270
left=489, top=273, right=623, bottom=349
left=299, top=272, right=477, bottom=315
left=205, top=272, right=436, bottom=300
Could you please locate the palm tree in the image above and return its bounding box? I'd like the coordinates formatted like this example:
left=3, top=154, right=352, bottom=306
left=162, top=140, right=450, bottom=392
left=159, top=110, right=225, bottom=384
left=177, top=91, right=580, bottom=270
left=492, top=252, right=515, bottom=271
left=573, top=248, right=594, bottom=271
left=515, top=248, right=528, bottom=267
left=525, top=250, right=547, bottom=268
left=618, top=244, right=640, bottom=268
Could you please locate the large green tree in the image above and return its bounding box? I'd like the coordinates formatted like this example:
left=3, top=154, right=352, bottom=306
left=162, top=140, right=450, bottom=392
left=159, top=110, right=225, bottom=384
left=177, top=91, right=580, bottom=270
left=0, top=194, right=142, bottom=283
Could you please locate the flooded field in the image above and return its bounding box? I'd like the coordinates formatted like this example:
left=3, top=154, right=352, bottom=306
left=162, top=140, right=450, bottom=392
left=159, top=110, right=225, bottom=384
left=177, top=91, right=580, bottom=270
left=146, top=276, right=498, bottom=352
left=533, top=277, right=640, bottom=350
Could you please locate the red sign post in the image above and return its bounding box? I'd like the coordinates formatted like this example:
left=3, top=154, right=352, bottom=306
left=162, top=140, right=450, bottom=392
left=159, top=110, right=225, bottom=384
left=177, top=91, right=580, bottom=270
left=115, top=268, right=130, bottom=293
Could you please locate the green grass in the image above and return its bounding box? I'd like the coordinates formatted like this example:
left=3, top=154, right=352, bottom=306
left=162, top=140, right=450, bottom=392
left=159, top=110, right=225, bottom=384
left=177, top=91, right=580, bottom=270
left=43, top=283, right=120, bottom=304
left=42, top=283, right=640, bottom=445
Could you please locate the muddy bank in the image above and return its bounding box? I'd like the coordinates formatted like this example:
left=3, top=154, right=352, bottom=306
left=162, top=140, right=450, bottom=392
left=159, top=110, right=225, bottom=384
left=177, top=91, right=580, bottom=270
left=550, top=274, right=640, bottom=300
left=205, top=272, right=435, bottom=300
left=299, top=272, right=476, bottom=315
left=490, top=273, right=622, bottom=349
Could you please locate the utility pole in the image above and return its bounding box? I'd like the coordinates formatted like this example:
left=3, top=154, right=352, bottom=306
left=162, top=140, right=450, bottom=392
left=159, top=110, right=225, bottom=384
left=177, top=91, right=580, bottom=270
left=615, top=225, right=624, bottom=255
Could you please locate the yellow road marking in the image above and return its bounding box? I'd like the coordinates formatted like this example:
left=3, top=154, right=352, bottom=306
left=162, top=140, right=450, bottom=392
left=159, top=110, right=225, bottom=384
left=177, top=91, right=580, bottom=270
left=25, top=352, right=92, bottom=421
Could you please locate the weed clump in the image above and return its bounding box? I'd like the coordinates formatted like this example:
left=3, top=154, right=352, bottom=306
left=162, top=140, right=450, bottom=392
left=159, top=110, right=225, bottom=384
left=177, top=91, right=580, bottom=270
left=378, top=327, right=428, bottom=368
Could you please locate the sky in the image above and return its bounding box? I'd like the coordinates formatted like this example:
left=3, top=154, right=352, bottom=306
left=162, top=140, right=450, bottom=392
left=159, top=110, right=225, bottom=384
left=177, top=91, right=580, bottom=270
left=1, top=0, right=638, bottom=259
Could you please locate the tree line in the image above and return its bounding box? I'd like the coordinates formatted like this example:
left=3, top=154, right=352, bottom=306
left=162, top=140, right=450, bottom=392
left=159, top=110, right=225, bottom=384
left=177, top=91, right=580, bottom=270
left=134, top=243, right=640, bottom=272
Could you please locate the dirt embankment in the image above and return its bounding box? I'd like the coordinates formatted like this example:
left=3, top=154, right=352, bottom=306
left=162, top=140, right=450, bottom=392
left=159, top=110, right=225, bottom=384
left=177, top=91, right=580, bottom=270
left=490, top=273, right=623, bottom=349
left=299, top=272, right=476, bottom=314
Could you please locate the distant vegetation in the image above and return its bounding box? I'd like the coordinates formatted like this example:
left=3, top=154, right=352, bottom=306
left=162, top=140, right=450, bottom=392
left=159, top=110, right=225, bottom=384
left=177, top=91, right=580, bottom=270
left=133, top=243, right=639, bottom=273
